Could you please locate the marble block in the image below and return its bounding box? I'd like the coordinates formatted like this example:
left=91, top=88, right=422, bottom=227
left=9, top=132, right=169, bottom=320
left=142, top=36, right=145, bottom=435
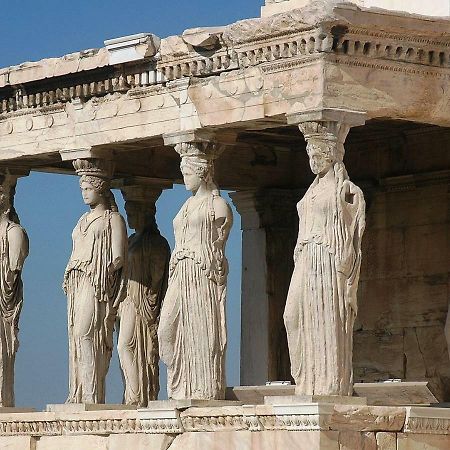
left=144, top=399, right=243, bottom=410
left=353, top=382, right=439, bottom=406
left=45, top=403, right=137, bottom=412
left=0, top=436, right=36, bottom=450
left=261, top=0, right=450, bottom=17
left=226, top=385, right=295, bottom=404
left=0, top=407, right=36, bottom=413
left=265, top=395, right=367, bottom=406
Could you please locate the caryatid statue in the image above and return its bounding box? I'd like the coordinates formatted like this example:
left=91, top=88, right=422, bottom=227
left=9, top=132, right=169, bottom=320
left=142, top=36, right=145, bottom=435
left=158, top=141, right=233, bottom=400
left=63, top=159, right=128, bottom=404
left=284, top=121, right=366, bottom=396
left=0, top=174, right=28, bottom=407
left=117, top=186, right=170, bottom=406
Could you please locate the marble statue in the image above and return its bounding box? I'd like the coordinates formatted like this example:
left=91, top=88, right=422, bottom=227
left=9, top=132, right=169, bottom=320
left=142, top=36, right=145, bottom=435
left=158, top=143, right=233, bottom=400
left=63, top=159, right=128, bottom=404
left=284, top=122, right=366, bottom=396
left=118, top=191, right=170, bottom=406
left=0, top=175, right=28, bottom=407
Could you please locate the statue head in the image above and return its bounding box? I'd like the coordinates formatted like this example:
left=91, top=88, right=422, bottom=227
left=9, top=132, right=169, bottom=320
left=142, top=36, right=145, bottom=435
left=73, top=158, right=117, bottom=211
left=180, top=156, right=214, bottom=193
left=0, top=184, right=11, bottom=213
left=306, top=139, right=337, bottom=176
left=300, top=122, right=346, bottom=177
left=125, top=200, right=156, bottom=232
left=0, top=174, right=19, bottom=222
left=79, top=175, right=109, bottom=207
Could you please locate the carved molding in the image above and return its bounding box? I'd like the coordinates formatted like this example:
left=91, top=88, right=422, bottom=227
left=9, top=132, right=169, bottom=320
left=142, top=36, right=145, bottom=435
left=139, top=417, right=183, bottom=434
left=158, top=29, right=329, bottom=82
left=61, top=418, right=141, bottom=435
left=0, top=66, right=160, bottom=116
left=260, top=414, right=325, bottom=431
left=404, top=407, right=450, bottom=435
left=0, top=404, right=420, bottom=437
left=2, top=18, right=450, bottom=117
left=332, top=56, right=450, bottom=80
left=0, top=420, right=60, bottom=436
left=181, top=415, right=248, bottom=432
left=405, top=417, right=450, bottom=435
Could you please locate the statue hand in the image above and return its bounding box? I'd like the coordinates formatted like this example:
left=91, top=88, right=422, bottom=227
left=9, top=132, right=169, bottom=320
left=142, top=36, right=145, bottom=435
left=108, top=257, right=123, bottom=276
left=293, top=244, right=302, bottom=263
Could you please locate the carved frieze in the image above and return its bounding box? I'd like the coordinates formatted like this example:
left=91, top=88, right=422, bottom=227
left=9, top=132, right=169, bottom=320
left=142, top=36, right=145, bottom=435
left=404, top=407, right=450, bottom=435
left=0, top=404, right=426, bottom=437
left=2, top=6, right=450, bottom=118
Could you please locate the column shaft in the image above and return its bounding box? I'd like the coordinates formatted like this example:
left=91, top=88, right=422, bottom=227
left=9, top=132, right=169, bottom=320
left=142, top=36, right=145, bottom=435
left=231, top=189, right=299, bottom=385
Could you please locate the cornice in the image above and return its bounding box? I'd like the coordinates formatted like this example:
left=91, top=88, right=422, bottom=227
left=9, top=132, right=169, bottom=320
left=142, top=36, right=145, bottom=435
left=330, top=55, right=450, bottom=79
left=346, top=27, right=450, bottom=48
left=2, top=20, right=450, bottom=119
left=0, top=403, right=410, bottom=437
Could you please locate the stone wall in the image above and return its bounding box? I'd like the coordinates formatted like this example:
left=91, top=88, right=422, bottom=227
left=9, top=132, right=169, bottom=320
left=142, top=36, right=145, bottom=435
left=348, top=126, right=450, bottom=400
left=0, top=404, right=450, bottom=450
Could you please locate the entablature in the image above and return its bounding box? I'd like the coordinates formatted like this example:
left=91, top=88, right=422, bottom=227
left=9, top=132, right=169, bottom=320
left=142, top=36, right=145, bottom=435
left=0, top=2, right=450, bottom=179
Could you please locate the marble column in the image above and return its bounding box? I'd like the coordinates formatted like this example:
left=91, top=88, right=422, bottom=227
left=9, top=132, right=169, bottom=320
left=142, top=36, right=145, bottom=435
left=62, top=155, right=128, bottom=404
left=116, top=180, right=171, bottom=406
left=285, top=109, right=366, bottom=396
left=0, top=170, right=29, bottom=407
left=230, top=189, right=299, bottom=386
left=160, top=131, right=233, bottom=400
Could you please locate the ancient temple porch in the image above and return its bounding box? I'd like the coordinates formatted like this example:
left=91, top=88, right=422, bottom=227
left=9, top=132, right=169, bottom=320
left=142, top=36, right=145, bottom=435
left=0, top=0, right=450, bottom=448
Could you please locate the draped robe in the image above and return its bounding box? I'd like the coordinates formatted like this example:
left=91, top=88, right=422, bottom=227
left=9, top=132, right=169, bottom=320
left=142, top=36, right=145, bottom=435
left=0, top=220, right=28, bottom=407
left=158, top=194, right=228, bottom=400
left=64, top=210, right=127, bottom=403
left=284, top=168, right=365, bottom=396
left=118, top=229, right=170, bottom=406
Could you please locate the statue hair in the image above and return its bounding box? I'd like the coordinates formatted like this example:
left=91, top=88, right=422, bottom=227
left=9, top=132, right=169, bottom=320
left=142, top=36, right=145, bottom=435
left=0, top=180, right=20, bottom=224
left=79, top=175, right=118, bottom=212
left=180, top=156, right=220, bottom=196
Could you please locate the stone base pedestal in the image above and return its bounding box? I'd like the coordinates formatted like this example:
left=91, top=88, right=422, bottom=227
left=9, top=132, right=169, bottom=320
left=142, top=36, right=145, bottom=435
left=227, top=384, right=295, bottom=403
left=46, top=403, right=137, bottom=412
left=1, top=400, right=450, bottom=449
left=227, top=385, right=367, bottom=405
left=265, top=394, right=367, bottom=406
left=145, top=399, right=242, bottom=409
left=354, top=381, right=440, bottom=406
left=0, top=407, right=36, bottom=413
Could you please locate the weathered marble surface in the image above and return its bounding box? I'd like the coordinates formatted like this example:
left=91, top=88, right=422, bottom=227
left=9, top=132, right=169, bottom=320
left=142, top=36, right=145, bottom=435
left=3, top=402, right=450, bottom=449
left=0, top=48, right=109, bottom=88
left=118, top=187, right=170, bottom=407
left=63, top=159, right=128, bottom=404
left=158, top=141, right=233, bottom=400
left=0, top=401, right=450, bottom=449
left=230, top=190, right=297, bottom=385
left=262, top=0, right=450, bottom=17
left=354, top=177, right=450, bottom=400
left=285, top=119, right=365, bottom=396
left=3, top=2, right=450, bottom=165
left=0, top=174, right=28, bottom=408
left=353, top=382, right=439, bottom=406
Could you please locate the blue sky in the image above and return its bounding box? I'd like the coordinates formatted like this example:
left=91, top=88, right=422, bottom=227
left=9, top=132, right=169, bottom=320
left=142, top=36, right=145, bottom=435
left=1, top=0, right=264, bottom=409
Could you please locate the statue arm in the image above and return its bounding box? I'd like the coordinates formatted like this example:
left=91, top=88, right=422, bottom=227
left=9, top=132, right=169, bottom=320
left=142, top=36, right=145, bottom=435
left=109, top=214, right=127, bottom=274
left=149, top=238, right=171, bottom=308
left=293, top=201, right=303, bottom=263
left=339, top=181, right=366, bottom=314
left=213, top=196, right=233, bottom=244
left=8, top=226, right=29, bottom=272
